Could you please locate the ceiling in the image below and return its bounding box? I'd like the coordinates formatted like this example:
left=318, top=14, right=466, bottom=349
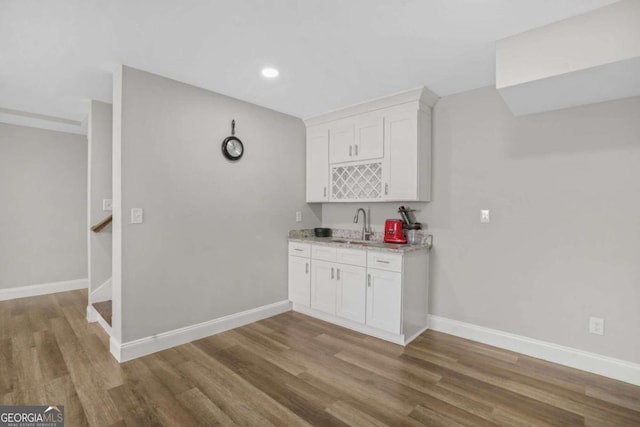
left=0, top=0, right=618, bottom=130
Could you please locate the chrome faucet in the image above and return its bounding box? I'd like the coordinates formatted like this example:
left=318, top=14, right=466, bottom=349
left=353, top=208, right=372, bottom=241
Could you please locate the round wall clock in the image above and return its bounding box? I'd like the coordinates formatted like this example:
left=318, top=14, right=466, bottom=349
left=222, top=136, right=244, bottom=161
left=221, top=120, right=244, bottom=161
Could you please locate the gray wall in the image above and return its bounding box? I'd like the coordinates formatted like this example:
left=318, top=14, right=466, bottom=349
left=88, top=101, right=113, bottom=296
left=323, top=88, right=640, bottom=363
left=0, top=123, right=87, bottom=289
left=115, top=66, right=320, bottom=342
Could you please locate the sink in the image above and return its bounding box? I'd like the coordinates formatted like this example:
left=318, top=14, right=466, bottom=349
left=330, top=239, right=369, bottom=246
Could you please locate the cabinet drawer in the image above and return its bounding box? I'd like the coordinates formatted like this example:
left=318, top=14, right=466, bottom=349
left=289, top=242, right=311, bottom=258
left=312, top=245, right=337, bottom=262
left=367, top=252, right=403, bottom=272
left=336, top=248, right=367, bottom=267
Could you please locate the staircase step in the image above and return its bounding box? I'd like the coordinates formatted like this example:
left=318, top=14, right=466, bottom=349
left=92, top=300, right=112, bottom=326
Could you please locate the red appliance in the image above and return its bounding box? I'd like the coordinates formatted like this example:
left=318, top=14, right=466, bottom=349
left=384, top=219, right=407, bottom=244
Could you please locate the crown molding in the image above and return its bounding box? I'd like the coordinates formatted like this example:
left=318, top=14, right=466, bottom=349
left=0, top=107, right=87, bottom=135
left=303, top=86, right=439, bottom=127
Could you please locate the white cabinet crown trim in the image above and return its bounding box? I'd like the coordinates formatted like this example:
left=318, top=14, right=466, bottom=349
left=303, top=86, right=439, bottom=127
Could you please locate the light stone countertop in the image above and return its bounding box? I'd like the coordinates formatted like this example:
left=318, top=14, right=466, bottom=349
left=288, top=235, right=431, bottom=254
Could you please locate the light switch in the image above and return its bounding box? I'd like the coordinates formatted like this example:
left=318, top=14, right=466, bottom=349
left=103, top=199, right=113, bottom=211
left=480, top=209, right=490, bottom=224
left=589, top=317, right=605, bottom=335
left=131, top=208, right=143, bottom=224
left=295, top=211, right=303, bottom=222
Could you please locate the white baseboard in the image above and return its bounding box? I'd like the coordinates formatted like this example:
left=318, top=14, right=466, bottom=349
left=87, top=305, right=97, bottom=322
left=87, top=305, right=112, bottom=336
left=428, top=315, right=640, bottom=387
left=110, top=337, right=120, bottom=361
left=110, top=300, right=291, bottom=363
left=292, top=303, right=408, bottom=345
left=90, top=278, right=112, bottom=303
left=405, top=324, right=430, bottom=345
left=0, top=278, right=88, bottom=302
left=95, top=308, right=112, bottom=336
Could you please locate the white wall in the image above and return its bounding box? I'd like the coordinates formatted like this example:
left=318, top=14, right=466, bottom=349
left=496, top=0, right=640, bottom=89
left=0, top=123, right=87, bottom=289
left=87, top=101, right=113, bottom=299
left=495, top=0, right=640, bottom=116
left=321, top=202, right=428, bottom=232
left=323, top=88, right=640, bottom=364
left=113, top=66, right=320, bottom=343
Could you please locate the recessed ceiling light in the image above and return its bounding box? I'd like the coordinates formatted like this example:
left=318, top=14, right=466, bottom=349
left=261, top=67, right=279, bottom=78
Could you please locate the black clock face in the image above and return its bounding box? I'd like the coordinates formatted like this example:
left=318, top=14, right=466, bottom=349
left=221, top=136, right=244, bottom=161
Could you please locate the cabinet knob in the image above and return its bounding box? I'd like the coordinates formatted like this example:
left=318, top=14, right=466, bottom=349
left=349, top=145, right=353, bottom=157
left=384, top=183, right=389, bottom=195
left=305, top=263, right=309, bottom=274
left=354, top=145, right=358, bottom=156
left=323, top=187, right=327, bottom=197
left=337, top=268, right=340, bottom=280
left=331, top=267, right=335, bottom=280
left=367, top=274, right=371, bottom=287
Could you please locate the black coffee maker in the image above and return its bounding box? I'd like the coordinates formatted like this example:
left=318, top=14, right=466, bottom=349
left=398, top=206, right=422, bottom=244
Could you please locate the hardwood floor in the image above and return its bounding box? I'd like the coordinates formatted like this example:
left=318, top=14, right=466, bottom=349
left=1, top=289, right=639, bottom=426
left=92, top=300, right=112, bottom=326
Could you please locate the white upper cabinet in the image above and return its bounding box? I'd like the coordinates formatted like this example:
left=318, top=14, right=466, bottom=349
left=354, top=114, right=384, bottom=161
left=305, top=87, right=437, bottom=203
left=306, top=125, right=329, bottom=202
left=329, top=114, right=383, bottom=164
left=329, top=121, right=355, bottom=164
left=382, top=105, right=431, bottom=202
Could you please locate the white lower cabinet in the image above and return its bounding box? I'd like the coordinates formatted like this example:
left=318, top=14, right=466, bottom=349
left=288, top=255, right=310, bottom=306
left=366, top=268, right=402, bottom=334
left=311, top=260, right=367, bottom=322
left=336, top=264, right=366, bottom=323
left=310, top=260, right=337, bottom=314
left=289, top=242, right=429, bottom=346
left=288, top=242, right=311, bottom=306
left=310, top=256, right=366, bottom=322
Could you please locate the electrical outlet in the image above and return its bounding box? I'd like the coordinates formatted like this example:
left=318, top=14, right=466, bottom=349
left=589, top=317, right=605, bottom=335
left=480, top=209, right=490, bottom=223
left=295, top=211, right=303, bottom=222
left=130, top=208, right=143, bottom=224
left=103, top=199, right=113, bottom=211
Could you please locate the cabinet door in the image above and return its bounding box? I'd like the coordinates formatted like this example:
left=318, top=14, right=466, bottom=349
left=329, top=122, right=355, bottom=164
left=354, top=115, right=383, bottom=161
left=383, top=108, right=419, bottom=201
left=336, top=264, right=366, bottom=323
left=306, top=126, right=329, bottom=202
left=366, top=268, right=402, bottom=334
left=288, top=256, right=310, bottom=306
left=311, top=260, right=337, bottom=314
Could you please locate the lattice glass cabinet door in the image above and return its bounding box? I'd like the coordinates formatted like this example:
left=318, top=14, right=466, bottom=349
left=331, top=162, right=383, bottom=201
